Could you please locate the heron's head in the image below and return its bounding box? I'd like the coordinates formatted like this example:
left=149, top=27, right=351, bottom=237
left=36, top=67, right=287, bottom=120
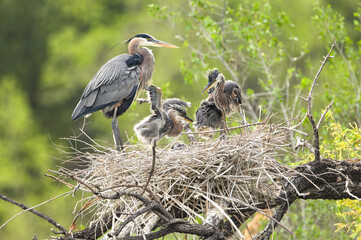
left=127, top=33, right=178, bottom=48
left=201, top=68, right=224, bottom=93
left=172, top=106, right=193, bottom=123
left=163, top=98, right=191, bottom=112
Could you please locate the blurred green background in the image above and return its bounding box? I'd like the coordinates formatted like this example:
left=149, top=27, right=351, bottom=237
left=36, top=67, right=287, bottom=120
left=0, top=0, right=360, bottom=239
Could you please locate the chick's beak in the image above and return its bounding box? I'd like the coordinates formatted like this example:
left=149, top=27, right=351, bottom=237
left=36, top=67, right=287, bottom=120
left=153, top=39, right=179, bottom=48
left=182, top=115, right=193, bottom=123
left=201, top=81, right=216, bottom=93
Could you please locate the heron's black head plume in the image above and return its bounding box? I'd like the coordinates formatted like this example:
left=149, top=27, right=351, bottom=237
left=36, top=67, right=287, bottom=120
left=126, top=33, right=155, bottom=44
left=202, top=68, right=220, bottom=93
left=208, top=69, right=219, bottom=83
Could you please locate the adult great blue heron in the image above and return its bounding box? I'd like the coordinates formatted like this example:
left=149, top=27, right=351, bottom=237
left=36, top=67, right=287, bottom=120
left=71, top=33, right=178, bottom=151
left=200, top=69, right=242, bottom=132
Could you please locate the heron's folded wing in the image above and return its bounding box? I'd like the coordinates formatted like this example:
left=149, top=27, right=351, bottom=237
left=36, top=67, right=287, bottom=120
left=71, top=54, right=141, bottom=120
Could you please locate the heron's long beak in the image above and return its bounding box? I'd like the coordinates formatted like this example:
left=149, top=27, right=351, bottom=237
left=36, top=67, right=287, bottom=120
left=201, top=81, right=216, bottom=93
left=153, top=39, right=179, bottom=48
left=182, top=115, right=193, bottom=123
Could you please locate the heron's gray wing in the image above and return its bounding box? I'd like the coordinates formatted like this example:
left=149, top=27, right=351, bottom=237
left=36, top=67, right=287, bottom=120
left=71, top=54, right=141, bottom=120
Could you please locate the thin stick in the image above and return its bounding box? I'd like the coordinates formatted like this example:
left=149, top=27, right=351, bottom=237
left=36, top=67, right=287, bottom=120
left=345, top=177, right=361, bottom=201
left=316, top=100, right=334, bottom=130
left=0, top=193, right=70, bottom=233
left=59, top=169, right=98, bottom=194
left=254, top=196, right=296, bottom=240
left=306, top=42, right=336, bottom=162
left=45, top=173, right=75, bottom=189
left=143, top=141, right=157, bottom=194
left=200, top=194, right=245, bottom=239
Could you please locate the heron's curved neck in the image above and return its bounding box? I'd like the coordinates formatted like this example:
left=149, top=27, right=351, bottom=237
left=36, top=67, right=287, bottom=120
left=215, top=79, right=225, bottom=96
left=128, top=38, right=141, bottom=55
left=168, top=111, right=183, bottom=136
left=127, top=38, right=155, bottom=89
left=139, top=47, right=155, bottom=89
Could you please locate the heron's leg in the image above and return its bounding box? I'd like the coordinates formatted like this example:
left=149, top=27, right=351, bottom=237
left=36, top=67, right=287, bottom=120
left=111, top=107, right=124, bottom=152
left=142, top=140, right=156, bottom=194
left=183, top=122, right=195, bottom=143
left=221, top=111, right=230, bottom=135
left=240, top=108, right=251, bottom=133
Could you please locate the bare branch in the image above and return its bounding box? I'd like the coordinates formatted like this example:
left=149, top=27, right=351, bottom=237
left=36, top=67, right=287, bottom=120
left=0, top=193, right=68, bottom=233
left=316, top=100, right=334, bottom=130
left=306, top=42, right=336, bottom=162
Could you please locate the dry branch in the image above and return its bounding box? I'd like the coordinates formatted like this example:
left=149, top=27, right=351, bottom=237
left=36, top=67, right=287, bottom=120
left=0, top=193, right=68, bottom=233
left=305, top=42, right=336, bottom=162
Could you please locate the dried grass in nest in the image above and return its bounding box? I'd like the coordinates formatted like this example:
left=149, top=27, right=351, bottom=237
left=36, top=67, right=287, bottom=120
left=56, top=121, right=296, bottom=237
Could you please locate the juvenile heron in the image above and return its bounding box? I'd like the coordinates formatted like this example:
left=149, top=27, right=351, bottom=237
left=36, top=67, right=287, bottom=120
left=71, top=33, right=178, bottom=151
left=200, top=69, right=242, bottom=132
left=195, top=87, right=222, bottom=134
left=195, top=70, right=222, bottom=135
left=136, top=97, right=194, bottom=143
left=134, top=85, right=192, bottom=191
left=134, top=86, right=193, bottom=145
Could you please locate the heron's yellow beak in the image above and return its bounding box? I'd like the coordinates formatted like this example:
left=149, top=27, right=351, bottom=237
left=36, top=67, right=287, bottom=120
left=201, top=81, right=216, bottom=93
left=182, top=116, right=193, bottom=123
left=153, top=40, right=179, bottom=48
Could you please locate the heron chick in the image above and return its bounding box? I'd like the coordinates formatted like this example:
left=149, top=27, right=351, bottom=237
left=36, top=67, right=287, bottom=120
left=134, top=85, right=192, bottom=192
left=71, top=33, right=178, bottom=151
left=134, top=86, right=193, bottom=145
left=194, top=88, right=222, bottom=137
left=199, top=69, right=242, bottom=133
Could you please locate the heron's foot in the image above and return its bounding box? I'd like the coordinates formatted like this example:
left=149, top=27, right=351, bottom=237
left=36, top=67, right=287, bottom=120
left=113, top=130, right=124, bottom=152
left=219, top=130, right=228, bottom=140
left=222, top=119, right=230, bottom=134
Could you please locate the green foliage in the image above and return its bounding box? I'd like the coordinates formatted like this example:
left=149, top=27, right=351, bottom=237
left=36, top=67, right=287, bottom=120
left=275, top=200, right=349, bottom=239
left=148, top=0, right=311, bottom=126
left=0, top=78, right=51, bottom=194
left=0, top=77, right=61, bottom=239
left=336, top=199, right=361, bottom=240
left=318, top=111, right=361, bottom=238
left=312, top=1, right=361, bottom=126
left=322, top=111, right=361, bottom=159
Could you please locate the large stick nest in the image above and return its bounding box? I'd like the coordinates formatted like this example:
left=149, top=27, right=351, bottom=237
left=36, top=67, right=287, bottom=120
left=56, top=120, right=297, bottom=237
